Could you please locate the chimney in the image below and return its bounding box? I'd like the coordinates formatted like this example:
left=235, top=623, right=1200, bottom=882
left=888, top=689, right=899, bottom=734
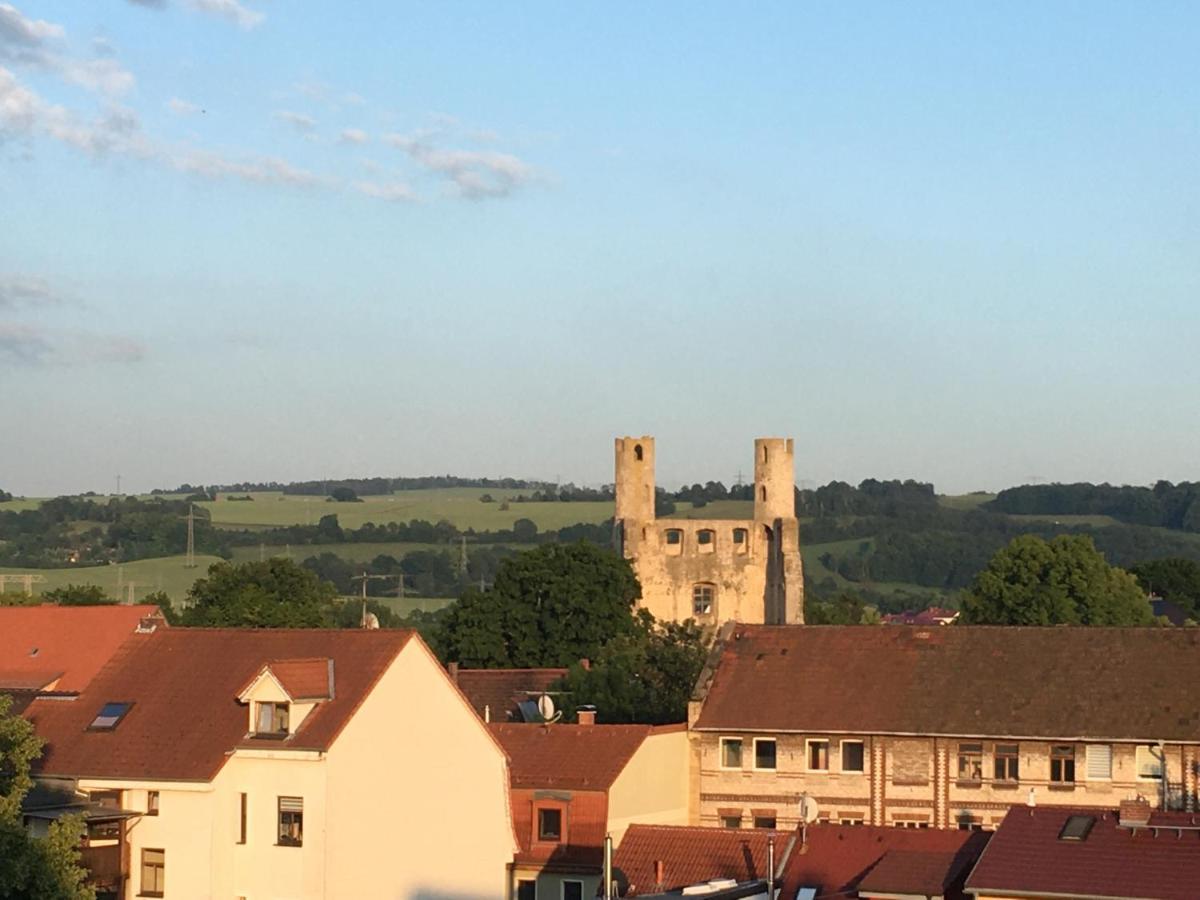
left=1120, top=797, right=1152, bottom=826
left=578, top=705, right=597, bottom=726
left=653, top=860, right=664, bottom=890
left=447, top=662, right=459, bottom=684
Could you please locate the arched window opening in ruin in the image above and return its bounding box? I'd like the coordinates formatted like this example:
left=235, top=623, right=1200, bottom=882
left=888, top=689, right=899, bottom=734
left=698, top=529, right=716, bottom=553
left=634, top=444, right=643, bottom=461
left=692, top=583, right=715, bottom=617
left=733, top=528, right=748, bottom=544
left=760, top=486, right=767, bottom=502
left=763, top=445, right=769, bottom=463
left=665, top=529, right=683, bottom=545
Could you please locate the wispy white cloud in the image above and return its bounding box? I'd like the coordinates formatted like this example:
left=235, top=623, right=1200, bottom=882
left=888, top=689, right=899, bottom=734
left=273, top=109, right=315, bottom=133
left=167, top=146, right=320, bottom=187
left=386, top=130, right=535, bottom=200
left=339, top=127, right=368, bottom=145
left=291, top=80, right=365, bottom=111
left=0, top=3, right=133, bottom=96
left=352, top=180, right=416, bottom=204
left=167, top=96, right=199, bottom=116
left=0, top=274, right=63, bottom=308
left=182, top=0, right=263, bottom=29
left=0, top=322, right=147, bottom=367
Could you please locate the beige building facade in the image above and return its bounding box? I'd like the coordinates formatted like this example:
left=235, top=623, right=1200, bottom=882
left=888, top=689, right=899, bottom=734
left=27, top=629, right=517, bottom=900
left=614, top=436, right=804, bottom=625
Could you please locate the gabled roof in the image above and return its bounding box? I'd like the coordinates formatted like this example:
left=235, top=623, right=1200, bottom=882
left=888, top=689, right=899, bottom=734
left=615, top=823, right=986, bottom=898
left=452, top=667, right=567, bottom=722
left=965, top=806, right=1200, bottom=900
left=240, top=658, right=333, bottom=701
left=0, top=605, right=164, bottom=692
left=491, top=723, right=665, bottom=789
left=26, top=628, right=414, bottom=781
left=693, top=625, right=1200, bottom=740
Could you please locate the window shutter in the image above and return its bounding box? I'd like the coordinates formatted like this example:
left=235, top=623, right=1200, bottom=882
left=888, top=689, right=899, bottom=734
left=1086, top=744, right=1112, bottom=780
left=279, top=797, right=303, bottom=812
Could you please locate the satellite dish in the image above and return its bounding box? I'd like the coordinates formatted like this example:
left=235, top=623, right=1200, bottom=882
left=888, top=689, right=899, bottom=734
left=537, top=693, right=556, bottom=721
left=799, top=794, right=820, bottom=824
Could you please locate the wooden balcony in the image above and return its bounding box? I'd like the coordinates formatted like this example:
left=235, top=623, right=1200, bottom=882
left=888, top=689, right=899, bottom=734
left=80, top=844, right=127, bottom=887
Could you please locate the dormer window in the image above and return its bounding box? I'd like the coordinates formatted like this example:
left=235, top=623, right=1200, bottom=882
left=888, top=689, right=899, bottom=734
left=89, top=702, right=132, bottom=731
left=255, top=701, right=290, bottom=736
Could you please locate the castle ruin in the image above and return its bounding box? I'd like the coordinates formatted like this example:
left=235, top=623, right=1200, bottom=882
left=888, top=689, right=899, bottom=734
left=613, top=436, right=804, bottom=625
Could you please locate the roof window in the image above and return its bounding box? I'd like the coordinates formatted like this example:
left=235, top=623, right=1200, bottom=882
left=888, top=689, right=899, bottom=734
left=89, top=702, right=132, bottom=731
left=1058, top=814, right=1095, bottom=841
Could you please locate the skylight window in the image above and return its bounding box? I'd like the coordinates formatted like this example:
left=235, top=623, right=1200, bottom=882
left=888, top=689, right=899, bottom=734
left=89, top=702, right=132, bottom=731
left=1058, top=814, right=1095, bottom=841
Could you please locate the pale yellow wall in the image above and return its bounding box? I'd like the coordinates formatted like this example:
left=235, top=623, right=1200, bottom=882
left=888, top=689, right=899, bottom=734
left=695, top=732, right=1193, bottom=830
left=324, top=638, right=516, bottom=900
left=81, top=638, right=516, bottom=900
left=608, top=729, right=691, bottom=844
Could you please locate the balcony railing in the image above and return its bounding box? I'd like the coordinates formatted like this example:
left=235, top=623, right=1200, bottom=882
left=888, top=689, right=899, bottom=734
left=80, top=844, right=126, bottom=886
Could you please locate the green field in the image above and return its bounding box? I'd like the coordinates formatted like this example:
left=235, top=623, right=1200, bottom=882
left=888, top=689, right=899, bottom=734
left=937, top=493, right=996, bottom=510
left=338, top=595, right=455, bottom=617
left=1007, top=513, right=1121, bottom=527
left=200, top=489, right=614, bottom=531
left=0, top=554, right=223, bottom=603
left=0, top=497, right=45, bottom=513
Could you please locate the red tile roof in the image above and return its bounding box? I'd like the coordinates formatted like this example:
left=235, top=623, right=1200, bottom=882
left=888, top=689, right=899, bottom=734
left=255, top=658, right=333, bottom=700
left=693, top=625, right=1200, bottom=740
left=453, top=667, right=567, bottom=721
left=614, top=825, right=775, bottom=894
left=490, top=723, right=656, bottom=789
left=510, top=787, right=609, bottom=868
left=0, top=605, right=164, bottom=692
left=26, top=628, right=414, bottom=781
left=615, top=823, right=987, bottom=898
left=965, top=806, right=1200, bottom=900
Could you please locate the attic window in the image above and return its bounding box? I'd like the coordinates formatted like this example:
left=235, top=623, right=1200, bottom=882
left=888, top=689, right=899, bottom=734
left=255, top=701, right=290, bottom=736
left=89, top=702, right=132, bottom=731
left=1059, top=815, right=1095, bottom=841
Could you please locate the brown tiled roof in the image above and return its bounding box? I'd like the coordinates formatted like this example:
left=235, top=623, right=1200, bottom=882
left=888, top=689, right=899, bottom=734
left=785, top=825, right=987, bottom=899
left=26, top=628, right=414, bottom=781
left=511, top=787, right=609, bottom=868
left=615, top=823, right=985, bottom=898
left=693, top=625, right=1200, bottom=740
left=490, top=723, right=654, bottom=789
left=614, top=824, right=775, bottom=894
left=255, top=658, right=332, bottom=700
left=965, top=806, right=1200, bottom=900
left=0, top=605, right=164, bottom=692
left=452, top=667, right=567, bottom=722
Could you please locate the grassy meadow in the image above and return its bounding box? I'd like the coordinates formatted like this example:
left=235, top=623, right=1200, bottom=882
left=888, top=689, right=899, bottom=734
left=0, top=554, right=224, bottom=604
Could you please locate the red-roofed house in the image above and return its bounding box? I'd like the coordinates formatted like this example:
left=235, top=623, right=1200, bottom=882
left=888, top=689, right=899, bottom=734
left=450, top=664, right=569, bottom=722
left=0, top=604, right=165, bottom=693
left=689, top=625, right=1200, bottom=831
left=613, top=822, right=987, bottom=899
left=23, top=628, right=517, bottom=900
left=492, top=719, right=690, bottom=900
left=965, top=803, right=1200, bottom=900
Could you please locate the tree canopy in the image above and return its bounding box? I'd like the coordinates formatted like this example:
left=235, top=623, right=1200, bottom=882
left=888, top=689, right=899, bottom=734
left=961, top=534, right=1154, bottom=625
left=434, top=542, right=640, bottom=668
left=555, top=610, right=709, bottom=724
left=40, top=585, right=115, bottom=606
left=178, top=558, right=339, bottom=627
left=1129, top=558, right=1200, bottom=618
left=0, top=696, right=94, bottom=900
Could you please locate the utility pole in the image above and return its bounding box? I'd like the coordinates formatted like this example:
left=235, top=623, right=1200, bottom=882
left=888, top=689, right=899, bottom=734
left=350, top=571, right=390, bottom=628
left=185, top=504, right=197, bottom=568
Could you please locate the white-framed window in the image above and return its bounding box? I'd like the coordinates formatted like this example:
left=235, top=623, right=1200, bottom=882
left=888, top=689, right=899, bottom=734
left=753, top=738, right=777, bottom=770
left=1086, top=744, right=1113, bottom=781
left=806, top=739, right=829, bottom=772
left=1136, top=745, right=1163, bottom=780
left=720, top=737, right=743, bottom=769
left=562, top=879, right=584, bottom=900
left=693, top=583, right=715, bottom=617
left=255, top=701, right=289, bottom=736
left=841, top=740, right=865, bottom=773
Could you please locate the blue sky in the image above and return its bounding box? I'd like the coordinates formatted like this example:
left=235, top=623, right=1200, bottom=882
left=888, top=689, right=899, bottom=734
left=2, top=1, right=1197, bottom=496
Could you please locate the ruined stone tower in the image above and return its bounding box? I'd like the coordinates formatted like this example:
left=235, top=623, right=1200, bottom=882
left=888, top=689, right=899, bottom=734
left=614, top=436, right=804, bottom=625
